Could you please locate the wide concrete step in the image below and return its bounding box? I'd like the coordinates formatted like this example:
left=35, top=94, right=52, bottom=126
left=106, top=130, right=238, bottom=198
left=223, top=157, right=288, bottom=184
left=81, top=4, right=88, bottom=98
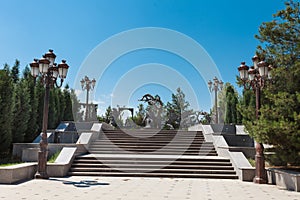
left=101, top=135, right=205, bottom=138
left=73, top=160, right=233, bottom=166
left=88, top=147, right=216, bottom=152
left=71, top=163, right=234, bottom=170
left=90, top=141, right=213, bottom=145
left=89, top=143, right=214, bottom=147
left=102, top=130, right=201, bottom=134
left=89, top=144, right=208, bottom=148
left=69, top=167, right=236, bottom=174
left=88, top=147, right=216, bottom=151
left=68, top=171, right=238, bottom=179
left=75, top=154, right=228, bottom=161
left=96, top=138, right=205, bottom=141
left=88, top=148, right=217, bottom=152
left=87, top=151, right=217, bottom=156
left=100, top=134, right=204, bottom=137
left=91, top=140, right=208, bottom=144
left=100, top=131, right=204, bottom=139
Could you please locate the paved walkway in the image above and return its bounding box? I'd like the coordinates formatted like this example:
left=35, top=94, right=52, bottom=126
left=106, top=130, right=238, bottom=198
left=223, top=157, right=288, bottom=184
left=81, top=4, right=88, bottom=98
left=0, top=176, right=299, bottom=200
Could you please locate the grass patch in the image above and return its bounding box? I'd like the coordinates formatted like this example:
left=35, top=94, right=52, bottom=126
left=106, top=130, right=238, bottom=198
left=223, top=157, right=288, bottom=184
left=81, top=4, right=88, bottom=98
left=0, top=162, right=22, bottom=167
left=48, top=151, right=61, bottom=163
left=0, top=151, right=22, bottom=166
left=247, top=158, right=255, bottom=167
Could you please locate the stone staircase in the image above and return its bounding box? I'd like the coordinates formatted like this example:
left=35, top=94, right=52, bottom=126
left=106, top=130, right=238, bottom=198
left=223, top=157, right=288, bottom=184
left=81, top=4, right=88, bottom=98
left=68, top=129, right=238, bottom=179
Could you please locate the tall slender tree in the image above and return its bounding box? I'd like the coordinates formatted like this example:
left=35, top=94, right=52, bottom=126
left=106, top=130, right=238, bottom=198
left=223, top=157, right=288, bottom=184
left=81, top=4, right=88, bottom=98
left=0, top=68, right=13, bottom=152
left=11, top=60, right=20, bottom=84
left=23, top=67, right=38, bottom=142
left=224, top=85, right=239, bottom=124
left=70, top=89, right=82, bottom=121
left=63, top=85, right=74, bottom=121
left=11, top=78, right=31, bottom=143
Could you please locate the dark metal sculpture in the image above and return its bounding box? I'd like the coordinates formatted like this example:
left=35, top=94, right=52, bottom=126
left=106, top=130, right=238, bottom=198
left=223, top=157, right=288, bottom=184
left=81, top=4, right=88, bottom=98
left=139, top=94, right=163, bottom=129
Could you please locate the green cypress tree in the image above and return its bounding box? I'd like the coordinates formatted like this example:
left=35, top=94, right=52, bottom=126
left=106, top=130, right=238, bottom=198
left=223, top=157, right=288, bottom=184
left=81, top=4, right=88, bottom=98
left=224, top=85, right=239, bottom=124
left=70, top=89, right=82, bottom=121
left=0, top=68, right=13, bottom=152
left=35, top=79, right=45, bottom=133
left=11, top=79, right=31, bottom=143
left=63, top=85, right=74, bottom=121
left=48, top=89, right=58, bottom=129
left=23, top=67, right=38, bottom=142
left=11, top=60, right=20, bottom=84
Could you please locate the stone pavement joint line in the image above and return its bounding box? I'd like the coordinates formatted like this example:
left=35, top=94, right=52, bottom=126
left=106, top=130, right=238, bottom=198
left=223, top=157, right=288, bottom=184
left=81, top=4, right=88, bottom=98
left=0, top=177, right=299, bottom=200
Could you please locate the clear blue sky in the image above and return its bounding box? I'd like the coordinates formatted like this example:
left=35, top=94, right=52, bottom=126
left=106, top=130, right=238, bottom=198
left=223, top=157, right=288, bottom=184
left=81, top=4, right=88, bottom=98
left=0, top=0, right=285, bottom=115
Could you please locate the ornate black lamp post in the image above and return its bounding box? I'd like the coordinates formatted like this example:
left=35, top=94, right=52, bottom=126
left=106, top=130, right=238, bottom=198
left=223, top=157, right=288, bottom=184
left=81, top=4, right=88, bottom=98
left=30, top=49, right=69, bottom=179
left=208, top=77, right=223, bottom=124
left=80, top=76, right=96, bottom=121
left=237, top=55, right=272, bottom=184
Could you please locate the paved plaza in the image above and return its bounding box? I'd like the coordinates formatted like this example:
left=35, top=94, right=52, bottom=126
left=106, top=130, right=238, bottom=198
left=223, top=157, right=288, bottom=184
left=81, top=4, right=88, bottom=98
left=0, top=176, right=299, bottom=200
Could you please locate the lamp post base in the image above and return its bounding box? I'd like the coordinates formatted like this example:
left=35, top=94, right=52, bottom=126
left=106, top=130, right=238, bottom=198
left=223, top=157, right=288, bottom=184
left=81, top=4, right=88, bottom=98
left=253, top=176, right=266, bottom=184
left=35, top=150, right=49, bottom=179
left=35, top=171, right=49, bottom=179
left=253, top=142, right=266, bottom=184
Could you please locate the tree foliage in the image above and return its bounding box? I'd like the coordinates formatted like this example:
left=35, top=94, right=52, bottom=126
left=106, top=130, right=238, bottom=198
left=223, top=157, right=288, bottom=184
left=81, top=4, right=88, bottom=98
left=0, top=61, right=80, bottom=154
left=224, top=84, right=241, bottom=124
left=0, top=68, right=13, bottom=152
left=241, top=0, right=300, bottom=165
left=165, top=87, right=194, bottom=129
left=133, top=104, right=146, bottom=127
left=63, top=85, right=74, bottom=121
left=98, top=105, right=112, bottom=123
left=11, top=78, right=31, bottom=143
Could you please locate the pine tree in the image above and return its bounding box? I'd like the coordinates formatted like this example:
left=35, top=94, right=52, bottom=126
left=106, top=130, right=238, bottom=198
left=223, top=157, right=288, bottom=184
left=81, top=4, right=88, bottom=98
left=165, top=88, right=192, bottom=129
left=242, top=0, right=300, bottom=165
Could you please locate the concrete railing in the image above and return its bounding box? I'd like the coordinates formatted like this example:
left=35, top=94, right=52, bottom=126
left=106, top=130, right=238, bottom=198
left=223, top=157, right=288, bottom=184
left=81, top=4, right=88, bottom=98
left=0, top=163, right=37, bottom=184
left=189, top=124, right=255, bottom=181
left=47, top=147, right=77, bottom=177
left=2, top=122, right=114, bottom=184
left=0, top=147, right=77, bottom=184
left=267, top=168, right=300, bottom=192
left=13, top=143, right=77, bottom=162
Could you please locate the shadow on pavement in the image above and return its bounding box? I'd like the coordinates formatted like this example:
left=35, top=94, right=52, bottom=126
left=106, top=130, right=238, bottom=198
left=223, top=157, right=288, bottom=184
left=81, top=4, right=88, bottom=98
left=49, top=178, right=110, bottom=188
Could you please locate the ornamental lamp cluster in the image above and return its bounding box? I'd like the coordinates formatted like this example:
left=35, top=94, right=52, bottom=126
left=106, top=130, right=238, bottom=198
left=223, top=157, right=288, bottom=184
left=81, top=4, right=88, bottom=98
left=238, top=55, right=273, bottom=85
left=80, top=76, right=96, bottom=121
left=208, top=77, right=224, bottom=92
left=207, top=77, right=223, bottom=124
left=29, top=49, right=69, bottom=86
left=80, top=76, right=96, bottom=90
